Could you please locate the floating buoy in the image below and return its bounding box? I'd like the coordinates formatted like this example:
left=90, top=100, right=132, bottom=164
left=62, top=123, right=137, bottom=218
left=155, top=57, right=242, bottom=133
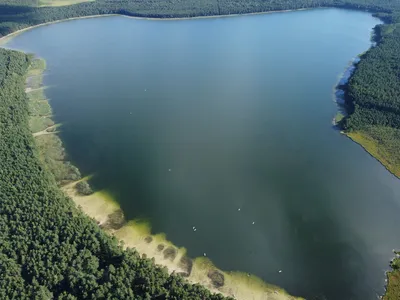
left=203, top=253, right=206, bottom=256
left=168, top=169, right=171, bottom=172
left=278, top=270, right=282, bottom=273
left=238, top=208, right=241, bottom=211
left=194, top=228, right=197, bottom=232
left=252, top=221, right=255, bottom=225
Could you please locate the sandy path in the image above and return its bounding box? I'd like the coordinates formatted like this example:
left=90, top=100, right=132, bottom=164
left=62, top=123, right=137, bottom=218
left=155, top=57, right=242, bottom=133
left=26, top=87, right=45, bottom=93
left=33, top=124, right=58, bottom=137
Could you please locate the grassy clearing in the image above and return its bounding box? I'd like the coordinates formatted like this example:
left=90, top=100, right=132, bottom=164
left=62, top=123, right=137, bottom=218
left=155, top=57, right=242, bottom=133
left=39, top=0, right=94, bottom=7
left=346, top=126, right=400, bottom=178
left=26, top=58, right=55, bottom=132
left=334, top=112, right=345, bottom=124
left=63, top=181, right=119, bottom=225
left=27, top=76, right=43, bottom=88
left=29, top=116, right=54, bottom=133
left=29, top=57, right=46, bottom=71
left=384, top=255, right=400, bottom=300
left=29, top=98, right=51, bottom=116
left=26, top=59, right=50, bottom=117
left=27, top=58, right=80, bottom=182
left=27, top=87, right=46, bottom=101
left=35, top=134, right=81, bottom=182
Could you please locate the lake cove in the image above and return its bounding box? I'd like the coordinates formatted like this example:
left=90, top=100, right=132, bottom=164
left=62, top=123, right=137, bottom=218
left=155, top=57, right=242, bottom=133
left=5, top=8, right=400, bottom=300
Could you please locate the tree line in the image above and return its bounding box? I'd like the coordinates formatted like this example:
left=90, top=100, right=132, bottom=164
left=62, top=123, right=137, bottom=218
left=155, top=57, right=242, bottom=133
left=343, top=22, right=400, bottom=130
left=0, top=0, right=399, bottom=37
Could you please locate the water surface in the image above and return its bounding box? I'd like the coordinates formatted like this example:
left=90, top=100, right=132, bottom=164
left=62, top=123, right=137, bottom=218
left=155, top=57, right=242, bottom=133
left=6, top=8, right=400, bottom=300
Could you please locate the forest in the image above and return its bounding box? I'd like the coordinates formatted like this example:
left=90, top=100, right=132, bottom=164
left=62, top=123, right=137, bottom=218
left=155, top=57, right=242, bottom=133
left=0, top=0, right=399, bottom=37
left=1, top=0, right=400, bottom=299
left=0, top=48, right=230, bottom=299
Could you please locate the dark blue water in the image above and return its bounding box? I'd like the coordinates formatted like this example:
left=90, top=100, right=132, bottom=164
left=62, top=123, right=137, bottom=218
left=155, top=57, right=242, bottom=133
left=6, top=8, right=400, bottom=300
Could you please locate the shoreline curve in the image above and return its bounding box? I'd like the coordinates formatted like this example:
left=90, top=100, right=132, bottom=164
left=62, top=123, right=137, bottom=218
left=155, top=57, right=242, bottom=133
left=0, top=7, right=317, bottom=45
left=25, top=56, right=302, bottom=300
left=9, top=7, right=392, bottom=299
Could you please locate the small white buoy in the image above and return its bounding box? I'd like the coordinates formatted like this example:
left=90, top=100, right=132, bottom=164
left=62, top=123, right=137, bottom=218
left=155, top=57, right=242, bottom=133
left=203, top=253, right=207, bottom=256
left=252, top=222, right=255, bottom=225
left=278, top=270, right=282, bottom=273
left=168, top=169, right=171, bottom=172
left=194, top=228, right=197, bottom=232
left=130, top=112, right=132, bottom=114
left=145, top=89, right=147, bottom=92
left=238, top=208, right=241, bottom=211
left=192, top=226, right=195, bottom=229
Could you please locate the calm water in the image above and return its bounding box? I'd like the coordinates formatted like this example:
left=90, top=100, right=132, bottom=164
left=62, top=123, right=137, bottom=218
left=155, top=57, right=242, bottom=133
left=6, top=8, right=400, bottom=299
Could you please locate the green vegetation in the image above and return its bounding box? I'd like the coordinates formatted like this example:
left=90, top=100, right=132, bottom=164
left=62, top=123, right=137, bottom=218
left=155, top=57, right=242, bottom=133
left=343, top=23, right=400, bottom=132
left=334, top=112, right=345, bottom=124
left=76, top=180, right=93, bottom=195
left=24, top=58, right=75, bottom=183
left=26, top=59, right=56, bottom=138
left=1, top=0, right=400, bottom=298
left=29, top=115, right=54, bottom=133
left=340, top=9, right=400, bottom=181
left=0, top=48, right=231, bottom=299
left=384, top=253, right=400, bottom=300
left=346, top=126, right=400, bottom=178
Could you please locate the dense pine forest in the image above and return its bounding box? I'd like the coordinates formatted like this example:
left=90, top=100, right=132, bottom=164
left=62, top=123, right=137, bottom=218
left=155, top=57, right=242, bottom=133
left=1, top=0, right=400, bottom=299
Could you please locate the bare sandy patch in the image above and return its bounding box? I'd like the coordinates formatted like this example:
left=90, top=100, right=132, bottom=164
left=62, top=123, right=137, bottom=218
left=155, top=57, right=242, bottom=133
left=39, top=0, right=94, bottom=7
left=62, top=180, right=302, bottom=300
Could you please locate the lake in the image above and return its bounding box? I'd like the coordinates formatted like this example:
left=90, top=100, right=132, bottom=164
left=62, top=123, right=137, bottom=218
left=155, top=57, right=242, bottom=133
left=5, top=8, right=400, bottom=300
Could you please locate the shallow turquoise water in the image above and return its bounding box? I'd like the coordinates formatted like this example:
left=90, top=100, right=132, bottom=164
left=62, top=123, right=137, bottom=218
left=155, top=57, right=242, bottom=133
left=6, top=8, right=400, bottom=299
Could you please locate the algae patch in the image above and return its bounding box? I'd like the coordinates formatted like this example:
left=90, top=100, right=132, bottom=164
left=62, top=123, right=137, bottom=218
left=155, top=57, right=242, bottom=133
left=62, top=179, right=301, bottom=300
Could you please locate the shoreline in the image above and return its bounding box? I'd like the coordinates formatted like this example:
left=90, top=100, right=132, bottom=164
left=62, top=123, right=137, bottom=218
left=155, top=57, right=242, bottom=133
left=332, top=41, right=400, bottom=180
left=0, top=7, right=318, bottom=45
left=332, top=38, right=400, bottom=298
left=12, top=8, right=395, bottom=299
left=26, top=58, right=301, bottom=300
left=62, top=180, right=301, bottom=300
left=344, top=131, right=400, bottom=179
left=0, top=14, right=118, bottom=45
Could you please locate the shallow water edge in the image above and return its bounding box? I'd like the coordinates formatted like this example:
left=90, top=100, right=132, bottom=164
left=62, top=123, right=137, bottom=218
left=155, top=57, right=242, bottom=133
left=0, top=7, right=319, bottom=45
left=26, top=57, right=301, bottom=300
left=8, top=9, right=396, bottom=299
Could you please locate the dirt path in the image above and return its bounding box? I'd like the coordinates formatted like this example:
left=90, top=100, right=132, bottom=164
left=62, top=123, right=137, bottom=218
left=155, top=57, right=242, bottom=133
left=26, top=87, right=45, bottom=93
left=33, top=124, right=58, bottom=137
